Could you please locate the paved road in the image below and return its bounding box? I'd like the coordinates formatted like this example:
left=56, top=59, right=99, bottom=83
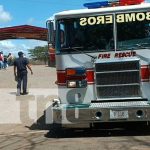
left=0, top=65, right=150, bottom=150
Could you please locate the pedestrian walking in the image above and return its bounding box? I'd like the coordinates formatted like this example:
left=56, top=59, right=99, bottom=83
left=14, top=51, right=33, bottom=96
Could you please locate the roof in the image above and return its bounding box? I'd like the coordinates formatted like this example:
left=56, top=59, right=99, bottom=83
left=54, top=3, right=150, bottom=19
left=0, top=25, right=48, bottom=41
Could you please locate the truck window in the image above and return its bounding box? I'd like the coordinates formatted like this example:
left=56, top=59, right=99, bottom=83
left=117, top=12, right=150, bottom=50
left=57, top=17, right=114, bottom=53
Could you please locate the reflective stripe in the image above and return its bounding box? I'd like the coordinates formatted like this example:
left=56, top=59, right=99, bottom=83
left=57, top=71, right=66, bottom=85
left=57, top=69, right=95, bottom=86
left=57, top=65, right=150, bottom=85
left=141, top=65, right=150, bottom=82
left=86, top=69, right=95, bottom=84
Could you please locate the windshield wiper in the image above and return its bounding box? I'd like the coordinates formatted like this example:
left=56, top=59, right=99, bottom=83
left=120, top=43, right=150, bottom=50
left=62, top=46, right=97, bottom=59
left=136, top=43, right=150, bottom=48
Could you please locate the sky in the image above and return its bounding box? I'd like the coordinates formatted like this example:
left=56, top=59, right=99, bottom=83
left=0, top=0, right=91, bottom=56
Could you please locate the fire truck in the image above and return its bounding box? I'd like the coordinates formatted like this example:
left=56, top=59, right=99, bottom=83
left=47, top=0, right=150, bottom=128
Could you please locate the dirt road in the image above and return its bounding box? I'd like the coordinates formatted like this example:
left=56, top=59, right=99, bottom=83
left=0, top=65, right=150, bottom=150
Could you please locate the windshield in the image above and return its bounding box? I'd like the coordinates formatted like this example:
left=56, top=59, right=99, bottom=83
left=117, top=19, right=150, bottom=50
left=57, top=16, right=114, bottom=53
left=56, top=11, right=150, bottom=53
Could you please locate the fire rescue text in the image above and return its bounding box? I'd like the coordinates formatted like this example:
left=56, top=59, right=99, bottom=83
left=98, top=51, right=136, bottom=59
left=80, top=12, right=150, bottom=26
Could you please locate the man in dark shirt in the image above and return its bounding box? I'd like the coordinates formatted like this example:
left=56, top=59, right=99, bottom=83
left=14, top=51, right=33, bottom=96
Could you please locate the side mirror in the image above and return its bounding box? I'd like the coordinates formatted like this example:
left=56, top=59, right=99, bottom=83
left=46, top=20, right=55, bottom=44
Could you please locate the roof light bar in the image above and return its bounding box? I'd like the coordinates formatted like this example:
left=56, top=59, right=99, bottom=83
left=119, top=0, right=144, bottom=6
left=83, top=1, right=109, bottom=9
left=83, top=0, right=145, bottom=9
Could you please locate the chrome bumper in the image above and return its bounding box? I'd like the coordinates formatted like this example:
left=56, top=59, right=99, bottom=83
left=52, top=101, right=150, bottom=126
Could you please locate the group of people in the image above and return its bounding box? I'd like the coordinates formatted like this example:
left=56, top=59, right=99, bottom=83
left=0, top=51, right=14, bottom=69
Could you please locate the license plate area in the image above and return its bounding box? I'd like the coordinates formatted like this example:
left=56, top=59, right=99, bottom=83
left=110, top=110, right=129, bottom=119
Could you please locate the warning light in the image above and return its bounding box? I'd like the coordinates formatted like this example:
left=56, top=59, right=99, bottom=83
left=119, top=0, right=145, bottom=6
left=83, top=0, right=145, bottom=9
left=83, top=1, right=109, bottom=9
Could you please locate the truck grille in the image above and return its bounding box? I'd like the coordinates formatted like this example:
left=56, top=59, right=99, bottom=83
left=95, top=59, right=141, bottom=99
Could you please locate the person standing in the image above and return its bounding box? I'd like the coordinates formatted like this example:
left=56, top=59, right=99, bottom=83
left=7, top=53, right=13, bottom=66
left=0, top=51, right=4, bottom=69
left=14, top=51, right=33, bottom=96
left=3, top=55, right=8, bottom=69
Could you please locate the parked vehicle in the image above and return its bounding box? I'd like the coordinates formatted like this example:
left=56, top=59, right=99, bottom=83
left=47, top=0, right=150, bottom=128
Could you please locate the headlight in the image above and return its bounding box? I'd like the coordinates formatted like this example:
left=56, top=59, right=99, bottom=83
left=67, top=81, right=77, bottom=88
left=67, top=80, right=87, bottom=88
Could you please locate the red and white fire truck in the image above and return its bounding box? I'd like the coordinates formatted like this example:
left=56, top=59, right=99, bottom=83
left=47, top=0, right=150, bottom=128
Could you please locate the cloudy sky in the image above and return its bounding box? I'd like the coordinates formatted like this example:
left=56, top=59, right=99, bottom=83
left=0, top=0, right=149, bottom=56
left=0, top=0, right=89, bottom=56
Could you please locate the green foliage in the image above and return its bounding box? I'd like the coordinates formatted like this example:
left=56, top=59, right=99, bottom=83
left=28, top=45, right=48, bottom=63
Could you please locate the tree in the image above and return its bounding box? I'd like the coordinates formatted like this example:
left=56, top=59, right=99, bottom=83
left=28, top=45, right=48, bottom=64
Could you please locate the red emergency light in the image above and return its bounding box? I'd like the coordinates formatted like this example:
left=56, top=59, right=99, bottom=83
left=119, top=0, right=144, bottom=6
left=84, top=0, right=145, bottom=9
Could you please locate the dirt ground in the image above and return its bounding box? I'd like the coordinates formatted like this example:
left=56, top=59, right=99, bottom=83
left=0, top=65, right=150, bottom=150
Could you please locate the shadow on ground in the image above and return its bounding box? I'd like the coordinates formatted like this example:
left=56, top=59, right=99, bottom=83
left=27, top=109, right=150, bottom=138
left=9, top=92, right=17, bottom=95
left=45, top=122, right=150, bottom=138
left=25, top=111, right=51, bottom=131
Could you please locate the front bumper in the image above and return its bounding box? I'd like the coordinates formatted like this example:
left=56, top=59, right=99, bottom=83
left=52, top=101, right=150, bottom=126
